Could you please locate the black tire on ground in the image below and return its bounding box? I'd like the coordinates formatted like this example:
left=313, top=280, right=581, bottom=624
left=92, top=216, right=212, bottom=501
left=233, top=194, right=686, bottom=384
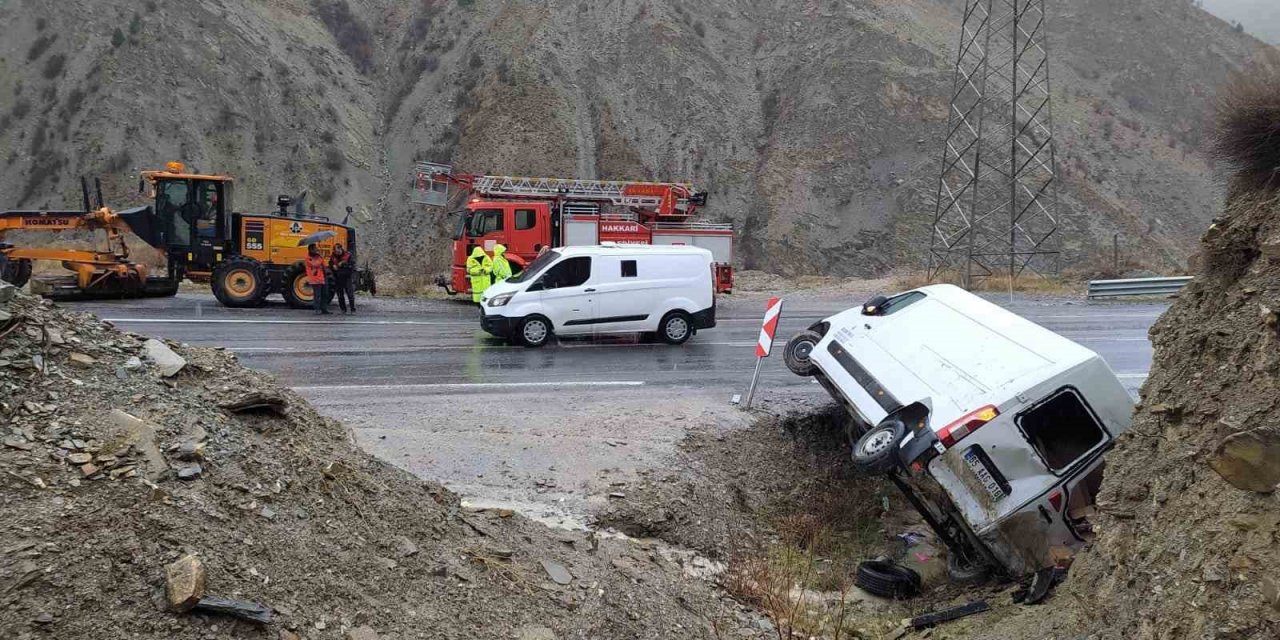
left=946, top=551, right=991, bottom=584
left=1, top=258, right=33, bottom=288
left=142, top=277, right=180, bottom=298
left=851, top=419, right=907, bottom=475
left=783, top=330, right=823, bottom=376
left=855, top=560, right=922, bottom=599
left=517, top=315, right=552, bottom=348
left=211, top=257, right=269, bottom=308
left=658, top=310, right=694, bottom=345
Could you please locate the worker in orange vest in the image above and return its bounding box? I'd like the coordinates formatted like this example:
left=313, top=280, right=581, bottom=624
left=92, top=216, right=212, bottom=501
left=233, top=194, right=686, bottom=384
left=306, top=245, right=331, bottom=315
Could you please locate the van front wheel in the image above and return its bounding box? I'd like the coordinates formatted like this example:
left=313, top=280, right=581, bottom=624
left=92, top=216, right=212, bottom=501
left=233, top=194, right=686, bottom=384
left=852, top=419, right=906, bottom=475
left=658, top=311, right=693, bottom=345
left=517, top=316, right=552, bottom=348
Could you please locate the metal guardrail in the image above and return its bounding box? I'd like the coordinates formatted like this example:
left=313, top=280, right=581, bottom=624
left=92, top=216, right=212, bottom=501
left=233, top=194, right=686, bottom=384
left=1087, top=276, right=1192, bottom=299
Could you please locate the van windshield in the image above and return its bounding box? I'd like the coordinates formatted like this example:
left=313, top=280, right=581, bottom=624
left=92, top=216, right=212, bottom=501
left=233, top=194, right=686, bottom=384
left=507, top=250, right=559, bottom=284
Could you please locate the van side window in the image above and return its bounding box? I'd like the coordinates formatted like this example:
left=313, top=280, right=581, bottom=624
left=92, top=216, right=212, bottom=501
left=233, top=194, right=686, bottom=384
left=620, top=260, right=637, bottom=278
left=541, top=257, right=591, bottom=289
left=1016, top=388, right=1107, bottom=472
left=515, top=209, right=537, bottom=230
left=879, top=291, right=926, bottom=316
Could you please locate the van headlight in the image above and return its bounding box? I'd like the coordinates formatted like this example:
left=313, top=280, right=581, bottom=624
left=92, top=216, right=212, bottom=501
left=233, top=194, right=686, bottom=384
left=487, top=293, right=514, bottom=307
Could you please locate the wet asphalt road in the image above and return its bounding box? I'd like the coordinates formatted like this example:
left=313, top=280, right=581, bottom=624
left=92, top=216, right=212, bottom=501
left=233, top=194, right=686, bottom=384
left=64, top=291, right=1163, bottom=397
left=59, top=290, right=1165, bottom=521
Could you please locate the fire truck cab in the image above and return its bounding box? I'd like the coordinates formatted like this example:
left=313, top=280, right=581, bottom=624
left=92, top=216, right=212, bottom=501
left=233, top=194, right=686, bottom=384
left=417, top=165, right=735, bottom=295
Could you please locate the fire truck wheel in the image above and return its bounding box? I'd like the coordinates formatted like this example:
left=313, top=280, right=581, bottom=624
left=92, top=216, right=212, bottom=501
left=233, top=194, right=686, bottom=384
left=211, top=257, right=268, bottom=308
left=851, top=419, right=906, bottom=475
left=658, top=311, right=693, bottom=345
left=783, top=330, right=822, bottom=376
left=516, top=316, right=552, bottom=348
left=1, top=258, right=32, bottom=288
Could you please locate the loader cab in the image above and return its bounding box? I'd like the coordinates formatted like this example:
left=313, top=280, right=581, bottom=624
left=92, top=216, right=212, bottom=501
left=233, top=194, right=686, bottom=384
left=143, top=163, right=234, bottom=277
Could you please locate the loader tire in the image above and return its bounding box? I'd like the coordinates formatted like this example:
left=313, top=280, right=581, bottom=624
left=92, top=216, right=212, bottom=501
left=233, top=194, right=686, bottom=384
left=282, top=265, right=334, bottom=309
left=212, top=257, right=268, bottom=308
left=1, top=258, right=32, bottom=288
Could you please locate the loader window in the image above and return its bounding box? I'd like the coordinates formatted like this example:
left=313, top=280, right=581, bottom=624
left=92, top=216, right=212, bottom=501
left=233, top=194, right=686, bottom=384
left=1016, top=387, right=1108, bottom=473
left=157, top=179, right=192, bottom=246
left=467, top=208, right=504, bottom=237
left=515, top=209, right=537, bottom=230
left=195, top=181, right=220, bottom=238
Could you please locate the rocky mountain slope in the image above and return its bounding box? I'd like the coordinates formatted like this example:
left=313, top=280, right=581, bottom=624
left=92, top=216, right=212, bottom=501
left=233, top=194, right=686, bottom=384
left=0, top=0, right=1268, bottom=279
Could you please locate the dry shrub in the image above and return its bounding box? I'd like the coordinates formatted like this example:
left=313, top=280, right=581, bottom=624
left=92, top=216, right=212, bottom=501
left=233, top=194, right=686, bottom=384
left=1212, top=52, right=1280, bottom=191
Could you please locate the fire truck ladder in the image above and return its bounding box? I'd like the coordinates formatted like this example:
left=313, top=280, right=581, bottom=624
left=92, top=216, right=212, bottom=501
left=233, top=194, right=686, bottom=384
left=470, top=175, right=695, bottom=211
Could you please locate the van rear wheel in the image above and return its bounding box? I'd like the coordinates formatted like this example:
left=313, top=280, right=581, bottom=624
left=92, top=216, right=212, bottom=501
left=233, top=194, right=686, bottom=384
left=658, top=311, right=693, bottom=345
left=852, top=419, right=906, bottom=475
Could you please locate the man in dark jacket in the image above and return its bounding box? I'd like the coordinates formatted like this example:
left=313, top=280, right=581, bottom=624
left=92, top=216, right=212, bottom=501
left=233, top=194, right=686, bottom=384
left=329, top=243, right=357, bottom=313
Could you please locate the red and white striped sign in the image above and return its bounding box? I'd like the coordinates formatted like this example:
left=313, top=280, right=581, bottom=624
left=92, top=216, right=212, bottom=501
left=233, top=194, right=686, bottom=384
left=756, top=297, right=783, bottom=358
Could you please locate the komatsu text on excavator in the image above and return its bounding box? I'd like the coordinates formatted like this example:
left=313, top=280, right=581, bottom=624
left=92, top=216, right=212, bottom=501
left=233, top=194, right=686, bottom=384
left=0, top=162, right=373, bottom=307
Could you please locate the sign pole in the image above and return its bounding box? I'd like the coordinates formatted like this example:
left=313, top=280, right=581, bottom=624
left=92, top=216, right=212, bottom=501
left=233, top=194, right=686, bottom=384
left=743, top=357, right=765, bottom=409
left=742, top=297, right=783, bottom=410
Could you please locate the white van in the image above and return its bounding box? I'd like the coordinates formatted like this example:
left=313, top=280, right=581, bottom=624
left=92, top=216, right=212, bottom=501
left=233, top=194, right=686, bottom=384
left=479, top=245, right=717, bottom=347
left=783, top=284, right=1133, bottom=580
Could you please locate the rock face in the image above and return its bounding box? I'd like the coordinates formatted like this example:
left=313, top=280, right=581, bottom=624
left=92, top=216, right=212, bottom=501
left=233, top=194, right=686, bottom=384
left=0, top=0, right=1266, bottom=278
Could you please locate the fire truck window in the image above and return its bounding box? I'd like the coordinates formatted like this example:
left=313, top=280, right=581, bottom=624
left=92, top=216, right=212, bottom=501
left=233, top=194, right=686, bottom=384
left=542, top=257, right=591, bottom=289
left=467, top=208, right=504, bottom=236
left=621, top=260, right=638, bottom=278
left=515, top=209, right=537, bottom=230
left=1016, top=388, right=1107, bottom=472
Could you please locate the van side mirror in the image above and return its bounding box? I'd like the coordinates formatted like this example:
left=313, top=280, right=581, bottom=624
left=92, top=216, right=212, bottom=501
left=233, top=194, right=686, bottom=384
left=527, top=279, right=545, bottom=292
left=862, top=295, right=889, bottom=316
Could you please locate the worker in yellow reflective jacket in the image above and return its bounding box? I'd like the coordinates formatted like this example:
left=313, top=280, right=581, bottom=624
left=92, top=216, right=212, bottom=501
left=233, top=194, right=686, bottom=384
left=491, top=244, right=513, bottom=285
left=466, top=246, right=492, bottom=303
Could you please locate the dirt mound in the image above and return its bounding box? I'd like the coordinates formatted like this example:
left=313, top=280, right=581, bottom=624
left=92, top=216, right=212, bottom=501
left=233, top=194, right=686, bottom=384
left=0, top=289, right=766, bottom=639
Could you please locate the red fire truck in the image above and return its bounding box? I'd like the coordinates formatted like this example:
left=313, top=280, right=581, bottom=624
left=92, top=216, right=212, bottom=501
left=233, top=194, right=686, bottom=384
left=415, top=163, right=735, bottom=295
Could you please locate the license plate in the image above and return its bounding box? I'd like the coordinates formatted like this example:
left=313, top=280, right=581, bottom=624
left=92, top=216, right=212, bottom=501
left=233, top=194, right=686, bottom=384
left=964, top=449, right=1008, bottom=501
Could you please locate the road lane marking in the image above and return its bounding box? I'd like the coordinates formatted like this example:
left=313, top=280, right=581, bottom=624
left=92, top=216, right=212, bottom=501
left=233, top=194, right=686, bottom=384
left=234, top=341, right=759, bottom=354
left=1115, top=373, right=1148, bottom=380
left=103, top=318, right=474, bottom=326
left=293, top=381, right=647, bottom=392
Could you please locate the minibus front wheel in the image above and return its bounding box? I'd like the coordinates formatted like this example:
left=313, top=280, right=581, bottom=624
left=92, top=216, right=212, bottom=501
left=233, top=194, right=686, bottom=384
left=852, top=419, right=906, bottom=475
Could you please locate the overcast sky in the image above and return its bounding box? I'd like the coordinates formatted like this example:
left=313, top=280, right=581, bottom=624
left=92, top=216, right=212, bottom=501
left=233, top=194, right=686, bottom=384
left=1200, top=0, right=1280, bottom=43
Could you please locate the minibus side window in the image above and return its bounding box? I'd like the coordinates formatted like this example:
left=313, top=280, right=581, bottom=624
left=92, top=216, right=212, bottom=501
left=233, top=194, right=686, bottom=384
left=621, top=260, right=638, bottom=278
left=1016, top=388, right=1107, bottom=472
left=879, top=291, right=926, bottom=316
